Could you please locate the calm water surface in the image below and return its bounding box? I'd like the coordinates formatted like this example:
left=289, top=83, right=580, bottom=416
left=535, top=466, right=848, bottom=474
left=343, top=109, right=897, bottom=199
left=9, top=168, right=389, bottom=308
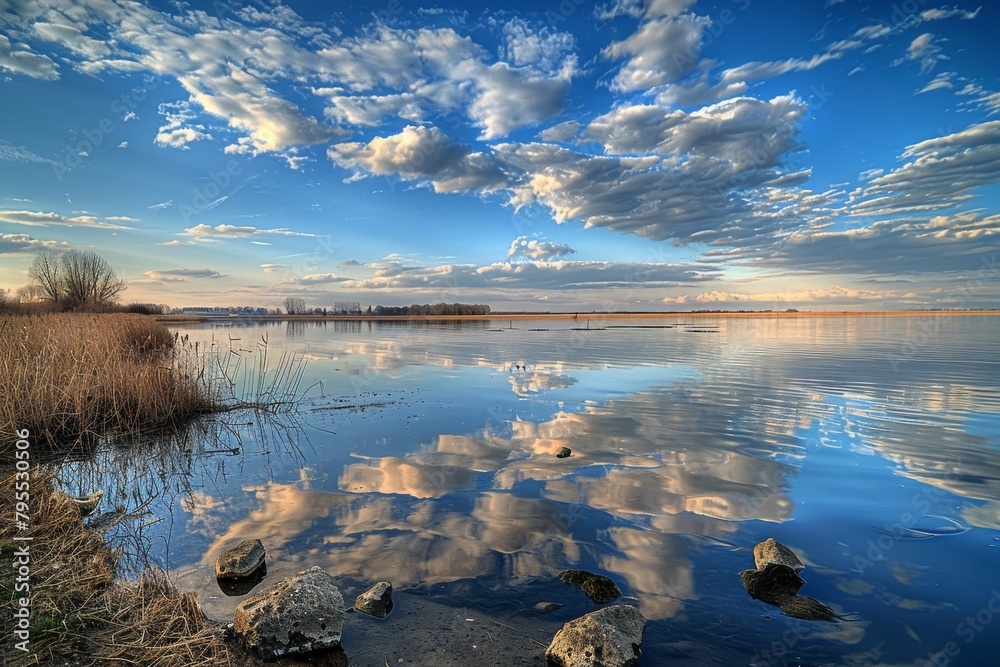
left=62, top=315, right=1000, bottom=666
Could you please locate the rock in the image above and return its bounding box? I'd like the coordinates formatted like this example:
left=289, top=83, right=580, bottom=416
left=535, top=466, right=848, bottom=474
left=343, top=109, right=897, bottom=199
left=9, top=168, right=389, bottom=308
left=545, top=605, right=645, bottom=667
left=355, top=581, right=393, bottom=619
left=558, top=570, right=622, bottom=604
left=557, top=447, right=572, bottom=458
left=218, top=563, right=267, bottom=597
left=216, top=539, right=266, bottom=580
left=233, top=566, right=346, bottom=659
left=741, top=539, right=838, bottom=623
left=533, top=601, right=563, bottom=614
left=740, top=563, right=805, bottom=602
left=753, top=538, right=804, bottom=572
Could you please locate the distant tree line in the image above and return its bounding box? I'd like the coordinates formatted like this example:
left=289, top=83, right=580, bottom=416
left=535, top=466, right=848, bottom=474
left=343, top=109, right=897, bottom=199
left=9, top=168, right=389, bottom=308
left=371, top=303, right=491, bottom=316
left=332, top=301, right=362, bottom=315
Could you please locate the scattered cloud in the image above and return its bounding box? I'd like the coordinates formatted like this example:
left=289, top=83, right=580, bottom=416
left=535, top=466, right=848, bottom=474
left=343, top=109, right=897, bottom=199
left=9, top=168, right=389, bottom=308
left=329, top=125, right=507, bottom=193
left=0, top=140, right=56, bottom=165
left=184, top=224, right=318, bottom=238
left=143, top=268, right=225, bottom=281
left=0, top=209, right=136, bottom=230
left=0, top=232, right=71, bottom=253
left=260, top=263, right=288, bottom=273
left=507, top=236, right=576, bottom=260
left=0, top=34, right=58, bottom=80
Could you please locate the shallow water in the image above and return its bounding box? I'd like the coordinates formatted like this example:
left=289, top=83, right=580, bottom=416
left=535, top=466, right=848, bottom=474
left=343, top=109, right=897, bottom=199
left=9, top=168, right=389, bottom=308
left=61, top=315, right=1000, bottom=666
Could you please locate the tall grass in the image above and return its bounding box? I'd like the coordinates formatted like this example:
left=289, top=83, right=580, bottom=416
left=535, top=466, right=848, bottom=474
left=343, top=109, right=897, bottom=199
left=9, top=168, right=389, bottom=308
left=0, top=314, right=215, bottom=449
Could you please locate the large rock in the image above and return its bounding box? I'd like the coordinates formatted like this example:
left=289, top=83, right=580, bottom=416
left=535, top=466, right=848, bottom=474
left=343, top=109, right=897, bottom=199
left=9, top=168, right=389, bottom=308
left=216, top=538, right=266, bottom=580
left=753, top=538, right=804, bottom=572
left=355, top=581, right=393, bottom=619
left=545, top=605, right=646, bottom=667
left=233, top=566, right=346, bottom=659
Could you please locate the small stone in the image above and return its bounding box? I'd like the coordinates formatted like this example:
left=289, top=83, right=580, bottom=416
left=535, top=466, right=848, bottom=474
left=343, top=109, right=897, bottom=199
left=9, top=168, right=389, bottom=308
left=753, top=538, right=804, bottom=572
left=355, top=581, right=393, bottom=619
left=556, top=447, right=572, bottom=458
left=533, top=601, right=563, bottom=614
left=233, top=566, right=346, bottom=659
left=216, top=539, right=266, bottom=580
left=545, top=605, right=645, bottom=667
left=558, top=570, right=622, bottom=604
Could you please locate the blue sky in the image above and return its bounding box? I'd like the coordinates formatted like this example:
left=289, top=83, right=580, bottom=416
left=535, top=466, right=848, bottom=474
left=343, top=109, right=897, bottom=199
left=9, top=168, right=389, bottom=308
left=1, top=0, right=997, bottom=311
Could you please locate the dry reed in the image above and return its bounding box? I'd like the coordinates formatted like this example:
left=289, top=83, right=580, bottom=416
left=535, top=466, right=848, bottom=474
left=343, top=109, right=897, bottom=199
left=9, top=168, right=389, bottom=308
left=0, top=314, right=215, bottom=450
left=0, top=473, right=236, bottom=666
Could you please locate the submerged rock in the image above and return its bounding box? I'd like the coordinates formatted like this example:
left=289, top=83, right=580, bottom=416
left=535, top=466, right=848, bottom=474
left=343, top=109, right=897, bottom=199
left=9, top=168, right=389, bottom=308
left=754, top=537, right=804, bottom=572
left=556, top=447, right=573, bottom=458
left=216, top=538, right=266, bottom=580
left=740, top=563, right=805, bottom=601
left=233, top=566, right=346, bottom=659
left=218, top=563, right=267, bottom=597
left=533, top=601, right=563, bottom=614
left=558, top=570, right=622, bottom=604
left=545, top=605, right=645, bottom=667
left=779, top=595, right=838, bottom=622
left=355, top=581, right=393, bottom=619
left=741, top=538, right=838, bottom=623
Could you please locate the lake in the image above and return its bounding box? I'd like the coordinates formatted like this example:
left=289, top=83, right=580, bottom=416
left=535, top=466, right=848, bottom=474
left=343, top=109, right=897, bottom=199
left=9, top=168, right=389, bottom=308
left=60, top=315, right=1000, bottom=666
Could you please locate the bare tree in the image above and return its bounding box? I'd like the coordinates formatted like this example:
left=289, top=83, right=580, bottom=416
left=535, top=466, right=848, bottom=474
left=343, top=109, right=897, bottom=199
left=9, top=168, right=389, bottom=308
left=283, top=297, right=306, bottom=315
left=28, top=252, right=62, bottom=302
left=60, top=251, right=127, bottom=307
left=15, top=284, right=43, bottom=302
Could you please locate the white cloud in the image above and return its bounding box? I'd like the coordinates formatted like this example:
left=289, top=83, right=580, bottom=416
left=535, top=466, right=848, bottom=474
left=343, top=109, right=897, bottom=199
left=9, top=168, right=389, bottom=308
left=585, top=95, right=806, bottom=170
left=329, top=125, right=507, bottom=193
left=690, top=286, right=885, bottom=303
left=906, top=32, right=946, bottom=73
left=0, top=232, right=71, bottom=253
left=539, top=120, right=581, bottom=143
left=259, top=263, right=287, bottom=273
left=32, top=21, right=109, bottom=59
left=507, top=236, right=576, bottom=260
left=852, top=120, right=1000, bottom=215
left=185, top=224, right=318, bottom=238
left=0, top=140, right=55, bottom=165
left=918, top=71, right=955, bottom=94
left=143, top=268, right=225, bottom=281
left=0, top=209, right=135, bottom=230
left=603, top=14, right=708, bottom=92
left=500, top=19, right=576, bottom=76
left=0, top=34, right=58, bottom=80
left=469, top=63, right=569, bottom=139
left=920, top=7, right=981, bottom=21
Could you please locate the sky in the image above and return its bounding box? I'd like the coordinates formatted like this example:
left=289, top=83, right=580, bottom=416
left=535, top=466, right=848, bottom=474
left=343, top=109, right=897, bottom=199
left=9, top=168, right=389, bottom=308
left=0, top=0, right=998, bottom=311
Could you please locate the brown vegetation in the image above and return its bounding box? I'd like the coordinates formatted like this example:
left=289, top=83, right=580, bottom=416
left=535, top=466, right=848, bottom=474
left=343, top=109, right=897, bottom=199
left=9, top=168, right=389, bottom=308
left=0, top=472, right=234, bottom=666
left=0, top=314, right=215, bottom=450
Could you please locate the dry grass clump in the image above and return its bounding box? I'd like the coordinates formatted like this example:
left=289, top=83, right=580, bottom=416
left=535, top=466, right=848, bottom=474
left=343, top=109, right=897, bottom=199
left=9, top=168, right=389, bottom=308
left=0, top=473, right=234, bottom=666
left=0, top=314, right=215, bottom=449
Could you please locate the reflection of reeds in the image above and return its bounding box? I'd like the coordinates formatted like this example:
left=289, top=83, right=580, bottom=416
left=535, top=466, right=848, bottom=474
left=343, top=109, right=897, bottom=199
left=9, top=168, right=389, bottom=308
left=0, top=315, right=307, bottom=451
left=0, top=472, right=231, bottom=666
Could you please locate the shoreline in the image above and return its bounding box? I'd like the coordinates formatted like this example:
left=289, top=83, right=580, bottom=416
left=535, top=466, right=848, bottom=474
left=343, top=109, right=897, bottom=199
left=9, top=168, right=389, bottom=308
left=157, top=309, right=1000, bottom=324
